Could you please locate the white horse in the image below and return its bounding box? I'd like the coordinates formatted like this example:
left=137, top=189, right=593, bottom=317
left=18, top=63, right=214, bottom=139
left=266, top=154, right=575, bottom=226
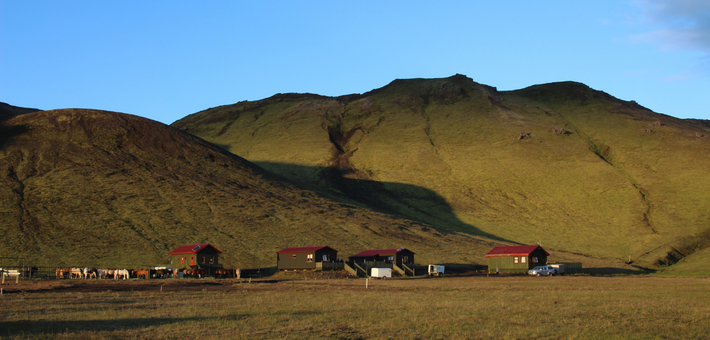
left=114, top=269, right=129, bottom=280
left=97, top=269, right=107, bottom=279
left=70, top=268, right=84, bottom=279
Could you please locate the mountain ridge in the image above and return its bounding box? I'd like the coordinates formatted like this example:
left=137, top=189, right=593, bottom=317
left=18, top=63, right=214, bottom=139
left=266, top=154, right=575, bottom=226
left=173, top=74, right=710, bottom=271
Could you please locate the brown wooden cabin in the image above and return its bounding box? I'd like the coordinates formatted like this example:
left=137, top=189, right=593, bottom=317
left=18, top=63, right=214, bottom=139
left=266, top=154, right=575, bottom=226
left=276, top=246, right=339, bottom=271
left=485, top=245, right=549, bottom=273
left=348, top=248, right=415, bottom=268
left=169, top=243, right=223, bottom=274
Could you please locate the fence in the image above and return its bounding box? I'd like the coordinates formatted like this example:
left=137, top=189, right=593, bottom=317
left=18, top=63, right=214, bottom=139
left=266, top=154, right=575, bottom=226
left=316, top=262, right=344, bottom=271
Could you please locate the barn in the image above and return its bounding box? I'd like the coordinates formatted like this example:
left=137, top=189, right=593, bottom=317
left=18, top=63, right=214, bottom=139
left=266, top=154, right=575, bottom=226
left=169, top=243, right=223, bottom=272
left=348, top=248, right=415, bottom=268
left=276, top=246, right=339, bottom=271
left=485, top=245, right=549, bottom=273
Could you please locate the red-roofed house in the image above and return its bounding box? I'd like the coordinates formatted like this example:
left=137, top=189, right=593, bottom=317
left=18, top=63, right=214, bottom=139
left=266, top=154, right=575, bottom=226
left=485, top=245, right=549, bottom=273
left=276, top=246, right=339, bottom=271
left=169, top=243, right=223, bottom=271
left=348, top=248, right=415, bottom=268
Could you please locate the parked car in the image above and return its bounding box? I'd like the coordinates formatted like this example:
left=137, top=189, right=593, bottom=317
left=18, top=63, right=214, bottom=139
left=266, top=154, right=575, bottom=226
left=528, top=266, right=557, bottom=276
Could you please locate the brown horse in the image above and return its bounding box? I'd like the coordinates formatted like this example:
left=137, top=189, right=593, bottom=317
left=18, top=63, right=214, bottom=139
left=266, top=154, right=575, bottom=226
left=132, top=269, right=150, bottom=279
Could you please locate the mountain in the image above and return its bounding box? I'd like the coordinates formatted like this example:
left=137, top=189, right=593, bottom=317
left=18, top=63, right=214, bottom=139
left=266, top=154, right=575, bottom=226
left=173, top=74, right=710, bottom=271
left=0, top=108, right=510, bottom=268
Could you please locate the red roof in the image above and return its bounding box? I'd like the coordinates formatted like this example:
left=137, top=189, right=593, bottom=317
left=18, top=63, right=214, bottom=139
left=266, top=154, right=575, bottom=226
left=349, top=248, right=415, bottom=258
left=485, top=245, right=549, bottom=257
left=276, top=246, right=338, bottom=254
left=169, top=243, right=223, bottom=255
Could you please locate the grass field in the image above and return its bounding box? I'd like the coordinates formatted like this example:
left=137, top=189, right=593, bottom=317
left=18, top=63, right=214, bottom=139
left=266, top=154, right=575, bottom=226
left=1, top=275, right=708, bottom=339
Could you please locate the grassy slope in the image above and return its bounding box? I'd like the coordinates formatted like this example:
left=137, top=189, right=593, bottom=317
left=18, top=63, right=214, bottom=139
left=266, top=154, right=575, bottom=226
left=0, top=109, right=506, bottom=268
left=173, top=75, right=710, bottom=271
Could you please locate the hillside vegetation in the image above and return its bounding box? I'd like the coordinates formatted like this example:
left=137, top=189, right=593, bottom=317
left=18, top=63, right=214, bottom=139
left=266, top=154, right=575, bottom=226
left=173, top=74, right=710, bottom=271
left=0, top=108, right=514, bottom=268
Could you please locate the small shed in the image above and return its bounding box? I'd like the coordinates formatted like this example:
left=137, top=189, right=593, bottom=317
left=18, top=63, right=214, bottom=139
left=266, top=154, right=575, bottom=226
left=485, top=245, right=549, bottom=273
left=276, top=246, right=339, bottom=271
left=169, top=243, right=223, bottom=271
left=348, top=248, right=415, bottom=268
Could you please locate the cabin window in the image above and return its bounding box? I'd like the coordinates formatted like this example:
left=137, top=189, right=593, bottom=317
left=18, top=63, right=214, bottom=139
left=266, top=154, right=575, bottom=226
left=521, top=257, right=526, bottom=263
left=386, top=256, right=394, bottom=262
left=180, top=257, right=185, bottom=264
left=291, top=254, right=297, bottom=259
left=209, top=256, right=214, bottom=264
left=201, top=256, right=205, bottom=264
left=323, top=254, right=330, bottom=262
left=514, top=257, right=519, bottom=264
left=307, top=254, right=314, bottom=262
left=532, top=257, right=538, bottom=263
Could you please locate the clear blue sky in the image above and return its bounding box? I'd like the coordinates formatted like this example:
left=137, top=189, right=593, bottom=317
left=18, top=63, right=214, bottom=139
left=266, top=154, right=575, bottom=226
left=2, top=1, right=708, bottom=124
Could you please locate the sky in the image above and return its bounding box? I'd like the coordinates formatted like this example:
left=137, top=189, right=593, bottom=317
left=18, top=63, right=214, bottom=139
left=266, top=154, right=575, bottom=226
left=1, top=1, right=709, bottom=124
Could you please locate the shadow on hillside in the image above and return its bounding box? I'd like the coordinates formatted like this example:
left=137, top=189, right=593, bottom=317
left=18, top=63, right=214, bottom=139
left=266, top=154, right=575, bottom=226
left=0, top=317, right=204, bottom=336
left=0, top=115, right=29, bottom=150
left=253, top=162, right=512, bottom=242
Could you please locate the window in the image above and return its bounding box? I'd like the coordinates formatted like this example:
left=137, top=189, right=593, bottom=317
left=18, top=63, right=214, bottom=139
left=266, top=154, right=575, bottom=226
left=291, top=254, right=297, bottom=259
left=323, top=254, right=329, bottom=262
left=180, top=257, right=185, bottom=264
left=403, top=256, right=409, bottom=263
left=514, top=257, right=519, bottom=264
left=532, top=257, right=538, bottom=263
left=307, top=254, right=314, bottom=262
left=209, top=256, right=214, bottom=264
left=201, top=256, right=205, bottom=264
left=521, top=257, right=526, bottom=263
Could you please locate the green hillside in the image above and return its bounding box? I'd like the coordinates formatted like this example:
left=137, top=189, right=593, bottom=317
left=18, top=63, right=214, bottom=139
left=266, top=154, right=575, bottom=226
left=0, top=108, right=515, bottom=269
left=173, top=74, right=710, bottom=271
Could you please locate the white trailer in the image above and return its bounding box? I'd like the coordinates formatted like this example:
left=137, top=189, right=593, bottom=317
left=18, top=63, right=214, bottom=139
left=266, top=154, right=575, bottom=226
left=548, top=263, right=565, bottom=275
left=428, top=265, right=445, bottom=277
left=371, top=268, right=392, bottom=279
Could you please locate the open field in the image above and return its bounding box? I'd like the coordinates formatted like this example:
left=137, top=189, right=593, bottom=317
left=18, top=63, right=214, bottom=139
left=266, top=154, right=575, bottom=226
left=1, top=275, right=709, bottom=339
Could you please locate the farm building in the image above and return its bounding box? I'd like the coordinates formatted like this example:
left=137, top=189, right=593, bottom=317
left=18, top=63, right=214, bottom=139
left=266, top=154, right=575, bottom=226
left=169, top=243, right=223, bottom=271
left=485, top=245, right=549, bottom=273
left=276, top=246, right=339, bottom=271
left=348, top=248, right=415, bottom=268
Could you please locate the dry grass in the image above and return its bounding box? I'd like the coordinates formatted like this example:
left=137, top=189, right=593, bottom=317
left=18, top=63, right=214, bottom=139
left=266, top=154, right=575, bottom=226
left=1, top=275, right=708, bottom=339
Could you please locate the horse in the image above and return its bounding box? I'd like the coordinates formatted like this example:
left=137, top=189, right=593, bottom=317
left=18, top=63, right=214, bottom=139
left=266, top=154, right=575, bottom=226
left=105, top=269, right=116, bottom=279
left=56, top=268, right=71, bottom=279
left=132, top=269, right=149, bottom=279
left=154, top=269, right=172, bottom=278
left=97, top=269, right=108, bottom=279
left=70, top=268, right=84, bottom=279
left=114, top=269, right=130, bottom=280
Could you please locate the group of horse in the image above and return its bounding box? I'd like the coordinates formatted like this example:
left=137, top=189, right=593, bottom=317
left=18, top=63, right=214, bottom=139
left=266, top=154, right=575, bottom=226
left=54, top=268, right=241, bottom=279
left=56, top=268, right=131, bottom=280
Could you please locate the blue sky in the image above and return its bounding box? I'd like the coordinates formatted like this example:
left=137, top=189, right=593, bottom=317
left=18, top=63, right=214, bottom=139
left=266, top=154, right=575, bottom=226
left=1, top=1, right=708, bottom=124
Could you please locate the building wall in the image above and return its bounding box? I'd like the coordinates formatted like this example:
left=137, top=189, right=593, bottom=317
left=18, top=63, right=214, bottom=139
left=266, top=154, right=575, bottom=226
left=487, top=256, right=531, bottom=273
left=172, top=248, right=221, bottom=270
left=278, top=252, right=317, bottom=270
left=395, top=250, right=415, bottom=267
left=314, top=248, right=338, bottom=263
